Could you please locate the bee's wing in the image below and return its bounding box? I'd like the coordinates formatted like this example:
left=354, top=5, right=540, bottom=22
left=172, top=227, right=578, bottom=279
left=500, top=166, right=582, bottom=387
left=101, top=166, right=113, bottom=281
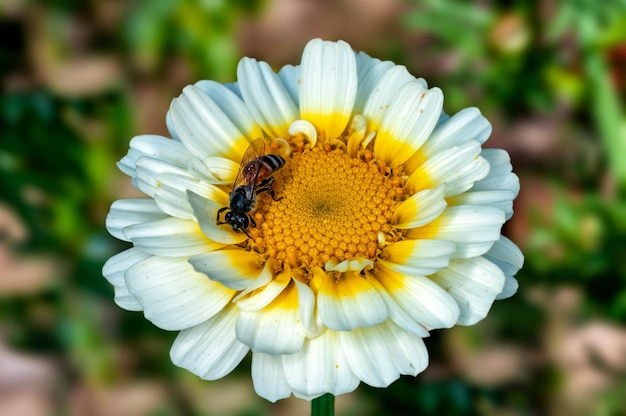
left=233, top=138, right=266, bottom=196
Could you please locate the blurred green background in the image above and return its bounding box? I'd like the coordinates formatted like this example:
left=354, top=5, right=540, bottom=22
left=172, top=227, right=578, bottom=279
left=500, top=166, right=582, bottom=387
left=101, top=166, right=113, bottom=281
left=2, top=0, right=626, bottom=415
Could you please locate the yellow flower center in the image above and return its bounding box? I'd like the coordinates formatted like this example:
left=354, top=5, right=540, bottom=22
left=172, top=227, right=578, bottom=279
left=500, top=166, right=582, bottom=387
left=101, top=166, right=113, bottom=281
left=250, top=146, right=402, bottom=271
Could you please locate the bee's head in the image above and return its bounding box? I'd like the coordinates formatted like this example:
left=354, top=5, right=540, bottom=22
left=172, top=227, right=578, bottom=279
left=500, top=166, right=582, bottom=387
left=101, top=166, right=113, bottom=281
left=225, top=211, right=249, bottom=232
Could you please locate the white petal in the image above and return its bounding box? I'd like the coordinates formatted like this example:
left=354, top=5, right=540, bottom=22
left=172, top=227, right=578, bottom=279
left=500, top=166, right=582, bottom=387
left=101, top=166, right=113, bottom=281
left=102, top=247, right=148, bottom=311
left=236, top=266, right=292, bottom=311
left=106, top=198, right=167, bottom=241
left=251, top=353, right=292, bottom=402
left=122, top=217, right=225, bottom=257
left=117, top=134, right=190, bottom=180
left=405, top=140, right=490, bottom=197
left=170, top=304, right=249, bottom=380
left=394, top=184, right=447, bottom=229
left=318, top=271, right=387, bottom=331
left=380, top=239, right=456, bottom=276
left=299, top=39, right=357, bottom=140
left=168, top=85, right=251, bottom=162
left=194, top=80, right=264, bottom=141
left=125, top=256, right=235, bottom=330
left=361, top=64, right=417, bottom=130
left=278, top=64, right=300, bottom=105
left=407, top=205, right=506, bottom=259
left=293, top=278, right=321, bottom=337
left=282, top=330, right=360, bottom=400
left=376, top=264, right=460, bottom=331
left=472, top=149, right=520, bottom=203
left=448, top=189, right=516, bottom=221
left=404, top=107, right=492, bottom=173
left=188, top=249, right=263, bottom=291
left=186, top=190, right=247, bottom=244
left=236, top=282, right=304, bottom=354
left=373, top=84, right=443, bottom=167
left=339, top=321, right=428, bottom=387
left=364, top=272, right=429, bottom=337
left=484, top=236, right=523, bottom=300
left=354, top=52, right=394, bottom=115
left=186, top=156, right=239, bottom=184
left=238, top=58, right=298, bottom=138
left=430, top=257, right=506, bottom=325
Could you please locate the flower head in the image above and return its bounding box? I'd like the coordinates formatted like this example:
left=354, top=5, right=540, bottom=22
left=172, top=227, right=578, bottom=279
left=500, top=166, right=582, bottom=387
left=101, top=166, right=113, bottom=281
left=104, top=39, right=523, bottom=401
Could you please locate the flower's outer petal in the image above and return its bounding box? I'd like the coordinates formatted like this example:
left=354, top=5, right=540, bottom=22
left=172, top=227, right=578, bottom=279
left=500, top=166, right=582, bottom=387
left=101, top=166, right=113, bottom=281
left=278, top=64, right=300, bottom=105
left=300, top=39, right=357, bottom=140
left=123, top=217, right=225, bottom=257
left=430, top=257, right=505, bottom=325
left=318, top=271, right=387, bottom=331
left=168, top=85, right=250, bottom=162
left=407, top=205, right=506, bottom=259
left=186, top=190, right=247, bottom=244
left=364, top=272, right=429, bottom=337
left=484, top=236, right=523, bottom=300
left=447, top=190, right=516, bottom=221
left=187, top=156, right=239, bottom=184
left=170, top=304, right=249, bottom=380
left=251, top=353, right=291, bottom=402
left=472, top=149, right=520, bottom=205
left=117, top=135, right=190, bottom=181
left=376, top=264, right=460, bottom=331
left=188, top=249, right=263, bottom=291
left=194, top=80, right=264, bottom=141
left=404, top=107, right=492, bottom=173
left=361, top=65, right=418, bottom=132
left=106, top=198, right=167, bottom=242
left=125, top=256, right=235, bottom=330
left=238, top=58, right=298, bottom=138
left=102, top=247, right=148, bottom=311
left=339, top=321, right=428, bottom=387
left=282, top=330, right=360, bottom=400
left=380, top=239, right=456, bottom=276
left=374, top=84, right=443, bottom=167
left=134, top=157, right=223, bottom=220
left=394, top=184, right=447, bottom=229
left=354, top=52, right=398, bottom=115
left=236, top=282, right=304, bottom=355
left=405, top=140, right=490, bottom=197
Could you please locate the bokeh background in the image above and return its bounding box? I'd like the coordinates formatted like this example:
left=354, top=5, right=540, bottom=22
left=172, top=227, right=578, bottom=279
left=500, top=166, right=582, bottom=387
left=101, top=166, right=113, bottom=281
left=2, top=0, right=626, bottom=415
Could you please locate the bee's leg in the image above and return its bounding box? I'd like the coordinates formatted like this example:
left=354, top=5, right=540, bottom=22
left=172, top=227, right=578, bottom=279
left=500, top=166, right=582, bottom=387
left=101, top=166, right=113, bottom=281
left=248, top=214, right=257, bottom=227
left=216, top=207, right=228, bottom=224
left=242, top=228, right=253, bottom=239
left=257, top=176, right=282, bottom=201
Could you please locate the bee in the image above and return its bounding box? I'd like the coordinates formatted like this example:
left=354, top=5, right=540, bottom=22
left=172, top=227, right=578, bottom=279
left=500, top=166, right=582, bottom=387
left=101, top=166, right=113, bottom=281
left=216, top=138, right=285, bottom=238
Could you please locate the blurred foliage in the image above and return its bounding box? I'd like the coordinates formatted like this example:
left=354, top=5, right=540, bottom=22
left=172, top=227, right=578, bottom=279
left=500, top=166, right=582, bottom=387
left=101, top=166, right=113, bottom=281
left=1, top=0, right=626, bottom=415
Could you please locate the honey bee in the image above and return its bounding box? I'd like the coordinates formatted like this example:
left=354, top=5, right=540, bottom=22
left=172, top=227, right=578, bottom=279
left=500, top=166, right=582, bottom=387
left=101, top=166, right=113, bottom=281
left=216, top=138, right=285, bottom=237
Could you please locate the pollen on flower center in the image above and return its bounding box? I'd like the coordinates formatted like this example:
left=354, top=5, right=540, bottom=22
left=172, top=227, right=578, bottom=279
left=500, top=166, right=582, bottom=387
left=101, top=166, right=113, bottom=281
left=253, top=146, right=400, bottom=270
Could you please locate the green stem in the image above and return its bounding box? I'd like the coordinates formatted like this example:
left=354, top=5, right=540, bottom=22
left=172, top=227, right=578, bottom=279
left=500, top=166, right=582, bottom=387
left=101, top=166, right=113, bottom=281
left=311, top=393, right=335, bottom=416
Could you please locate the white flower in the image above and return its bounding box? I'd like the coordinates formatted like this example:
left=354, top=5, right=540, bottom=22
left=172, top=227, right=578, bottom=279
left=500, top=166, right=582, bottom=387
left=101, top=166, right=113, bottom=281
left=103, top=38, right=523, bottom=401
